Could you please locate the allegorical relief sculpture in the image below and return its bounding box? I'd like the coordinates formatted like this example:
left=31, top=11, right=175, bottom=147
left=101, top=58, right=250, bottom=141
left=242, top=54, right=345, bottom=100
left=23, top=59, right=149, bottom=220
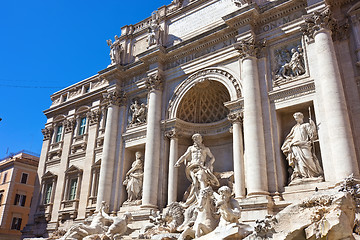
left=129, top=100, right=147, bottom=126
left=281, top=111, right=323, bottom=185
left=61, top=201, right=132, bottom=240
left=174, top=133, right=219, bottom=207
left=274, top=45, right=305, bottom=84
left=147, top=11, right=163, bottom=48
left=107, top=35, right=123, bottom=65
left=123, top=151, right=144, bottom=204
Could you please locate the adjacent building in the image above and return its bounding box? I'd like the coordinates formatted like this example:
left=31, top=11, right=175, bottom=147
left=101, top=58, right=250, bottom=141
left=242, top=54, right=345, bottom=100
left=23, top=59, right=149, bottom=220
left=0, top=151, right=39, bottom=240
left=23, top=0, right=360, bottom=238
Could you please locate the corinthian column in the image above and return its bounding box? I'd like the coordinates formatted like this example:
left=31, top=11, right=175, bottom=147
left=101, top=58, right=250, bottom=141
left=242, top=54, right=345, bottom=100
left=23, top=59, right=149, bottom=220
left=96, top=89, right=126, bottom=210
left=142, top=74, right=163, bottom=208
left=165, top=129, right=179, bottom=205
left=228, top=111, right=245, bottom=199
left=301, top=7, right=359, bottom=180
left=234, top=36, right=269, bottom=197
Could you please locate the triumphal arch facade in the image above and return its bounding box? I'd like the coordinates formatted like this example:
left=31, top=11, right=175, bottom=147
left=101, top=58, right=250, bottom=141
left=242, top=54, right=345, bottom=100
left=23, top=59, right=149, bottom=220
left=24, top=0, right=360, bottom=239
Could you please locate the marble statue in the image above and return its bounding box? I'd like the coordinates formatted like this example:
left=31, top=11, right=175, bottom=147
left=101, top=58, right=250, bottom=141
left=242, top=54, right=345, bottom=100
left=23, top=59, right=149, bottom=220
left=107, top=35, right=122, bottom=65
left=61, top=201, right=132, bottom=240
left=178, top=187, right=219, bottom=240
left=105, top=212, right=133, bottom=239
left=214, top=186, right=241, bottom=227
left=147, top=11, right=162, bottom=48
left=129, top=100, right=147, bottom=126
left=61, top=201, right=109, bottom=239
left=123, top=151, right=144, bottom=203
left=281, top=112, right=323, bottom=184
left=174, top=133, right=219, bottom=207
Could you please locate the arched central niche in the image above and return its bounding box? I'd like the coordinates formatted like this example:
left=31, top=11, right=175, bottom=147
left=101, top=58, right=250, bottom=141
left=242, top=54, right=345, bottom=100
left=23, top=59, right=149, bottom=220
left=177, top=80, right=230, bottom=123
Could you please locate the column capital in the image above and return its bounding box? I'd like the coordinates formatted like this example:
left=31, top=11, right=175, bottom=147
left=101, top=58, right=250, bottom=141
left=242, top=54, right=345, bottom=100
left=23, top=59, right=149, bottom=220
left=63, top=118, right=75, bottom=134
left=87, top=109, right=101, bottom=126
left=102, top=90, right=127, bottom=107
left=164, top=128, right=180, bottom=139
left=234, top=36, right=266, bottom=59
left=228, top=111, right=243, bottom=124
left=41, top=126, right=54, bottom=141
left=300, top=6, right=336, bottom=41
left=145, top=73, right=163, bottom=92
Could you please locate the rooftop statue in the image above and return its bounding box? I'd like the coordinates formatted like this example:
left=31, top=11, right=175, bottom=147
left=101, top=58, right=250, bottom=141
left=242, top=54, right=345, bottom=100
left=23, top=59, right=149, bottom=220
left=107, top=35, right=123, bottom=65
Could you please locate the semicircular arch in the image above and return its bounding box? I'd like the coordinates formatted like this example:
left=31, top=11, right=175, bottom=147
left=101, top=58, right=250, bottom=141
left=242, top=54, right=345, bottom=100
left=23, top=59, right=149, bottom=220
left=168, top=67, right=241, bottom=119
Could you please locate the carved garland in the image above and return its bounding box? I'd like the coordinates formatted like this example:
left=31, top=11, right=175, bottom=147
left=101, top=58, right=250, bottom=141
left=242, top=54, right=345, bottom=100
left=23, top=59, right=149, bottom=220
left=168, top=68, right=241, bottom=115
left=87, top=110, right=101, bottom=126
left=41, top=127, right=54, bottom=141
left=63, top=119, right=76, bottom=134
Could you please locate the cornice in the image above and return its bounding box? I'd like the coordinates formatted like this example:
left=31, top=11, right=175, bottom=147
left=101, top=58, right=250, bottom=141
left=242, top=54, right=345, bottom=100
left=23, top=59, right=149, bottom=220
left=44, top=87, right=107, bottom=116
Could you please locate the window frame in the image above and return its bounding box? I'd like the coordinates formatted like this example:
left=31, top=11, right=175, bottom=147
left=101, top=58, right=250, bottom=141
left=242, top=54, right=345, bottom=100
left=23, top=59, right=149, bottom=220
left=20, top=173, right=28, bottom=184
left=55, top=124, right=63, bottom=143
left=11, top=217, right=22, bottom=230
left=78, top=117, right=87, bottom=136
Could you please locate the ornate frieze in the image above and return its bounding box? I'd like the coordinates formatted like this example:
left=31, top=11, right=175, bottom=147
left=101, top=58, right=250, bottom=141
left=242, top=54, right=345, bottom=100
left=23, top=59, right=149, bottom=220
left=145, top=74, right=163, bottom=91
left=227, top=111, right=243, bottom=124
left=41, top=127, right=54, bottom=141
left=300, top=7, right=336, bottom=41
left=87, top=110, right=101, bottom=126
left=63, top=119, right=75, bottom=134
left=128, top=100, right=147, bottom=127
left=273, top=42, right=306, bottom=85
left=102, top=90, right=127, bottom=107
left=234, top=36, right=266, bottom=59
left=71, top=142, right=87, bottom=154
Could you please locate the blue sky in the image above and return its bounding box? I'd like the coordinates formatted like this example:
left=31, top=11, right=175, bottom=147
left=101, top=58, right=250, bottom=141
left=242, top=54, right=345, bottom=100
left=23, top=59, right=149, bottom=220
left=0, top=0, right=167, bottom=158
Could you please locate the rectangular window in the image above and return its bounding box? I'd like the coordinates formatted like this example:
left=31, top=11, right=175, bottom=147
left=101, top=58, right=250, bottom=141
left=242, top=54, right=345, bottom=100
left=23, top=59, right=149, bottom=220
left=69, top=178, right=78, bottom=200
left=11, top=217, right=22, bottom=230
left=55, top=125, right=63, bottom=143
left=14, top=194, right=26, bottom=207
left=2, top=173, right=7, bottom=183
left=20, top=173, right=28, bottom=184
left=0, top=190, right=4, bottom=205
left=44, top=183, right=52, bottom=204
left=78, top=117, right=86, bottom=135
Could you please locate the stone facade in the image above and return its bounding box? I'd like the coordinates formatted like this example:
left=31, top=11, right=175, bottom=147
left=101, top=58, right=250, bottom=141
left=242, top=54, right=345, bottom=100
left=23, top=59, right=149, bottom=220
left=23, top=0, right=360, bottom=239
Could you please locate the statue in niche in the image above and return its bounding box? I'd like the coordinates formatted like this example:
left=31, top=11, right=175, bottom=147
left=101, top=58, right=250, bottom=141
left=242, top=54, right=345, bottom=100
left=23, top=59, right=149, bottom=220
left=281, top=112, right=323, bottom=185
left=147, top=11, right=163, bottom=48
left=123, top=151, right=144, bottom=204
left=274, top=45, right=305, bottom=83
left=175, top=133, right=219, bottom=207
left=107, top=35, right=123, bottom=65
left=129, top=100, right=147, bottom=126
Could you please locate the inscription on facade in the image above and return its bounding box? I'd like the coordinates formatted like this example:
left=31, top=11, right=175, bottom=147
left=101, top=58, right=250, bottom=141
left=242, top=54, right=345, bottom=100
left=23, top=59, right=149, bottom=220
left=167, top=0, right=236, bottom=43
left=260, top=12, right=303, bottom=33
left=165, top=37, right=236, bottom=70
